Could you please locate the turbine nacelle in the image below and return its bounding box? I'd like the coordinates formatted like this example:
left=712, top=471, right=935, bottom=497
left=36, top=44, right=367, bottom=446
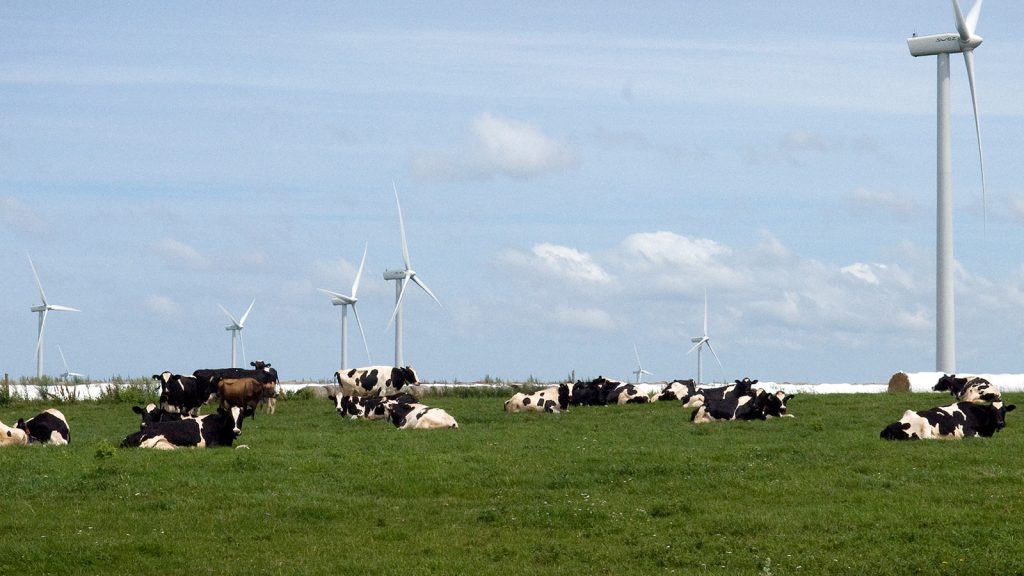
left=907, top=32, right=982, bottom=57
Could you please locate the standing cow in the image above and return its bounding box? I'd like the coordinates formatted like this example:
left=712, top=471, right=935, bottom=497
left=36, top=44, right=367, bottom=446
left=218, top=377, right=278, bottom=417
left=335, top=366, right=419, bottom=397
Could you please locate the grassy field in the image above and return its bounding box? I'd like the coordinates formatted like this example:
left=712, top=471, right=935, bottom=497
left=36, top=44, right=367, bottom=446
left=1, top=390, right=1023, bottom=575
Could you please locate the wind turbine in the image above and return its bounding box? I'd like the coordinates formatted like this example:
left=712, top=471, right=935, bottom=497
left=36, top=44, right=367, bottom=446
left=219, top=298, right=255, bottom=368
left=907, top=0, right=987, bottom=373
left=28, top=255, right=80, bottom=379
left=687, top=291, right=722, bottom=387
left=57, top=345, right=85, bottom=382
left=319, top=243, right=372, bottom=370
left=632, top=344, right=653, bottom=384
left=384, top=182, right=441, bottom=367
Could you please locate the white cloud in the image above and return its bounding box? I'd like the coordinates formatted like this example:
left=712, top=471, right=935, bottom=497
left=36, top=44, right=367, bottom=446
left=152, top=239, right=210, bottom=270
left=841, top=262, right=881, bottom=285
left=847, top=187, right=917, bottom=215
left=505, top=242, right=612, bottom=285
left=553, top=306, right=616, bottom=331
left=145, top=294, right=180, bottom=317
left=0, top=196, right=45, bottom=233
left=413, top=113, right=575, bottom=180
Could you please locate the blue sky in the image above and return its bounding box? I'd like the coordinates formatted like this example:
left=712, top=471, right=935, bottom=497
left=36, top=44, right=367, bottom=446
left=3, top=1, right=1023, bottom=384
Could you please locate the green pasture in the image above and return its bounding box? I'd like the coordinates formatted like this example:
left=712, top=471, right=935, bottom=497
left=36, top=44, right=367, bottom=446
left=1, top=390, right=1023, bottom=575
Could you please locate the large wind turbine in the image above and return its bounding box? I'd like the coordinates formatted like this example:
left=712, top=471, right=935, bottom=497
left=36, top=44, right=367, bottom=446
left=219, top=298, right=255, bottom=368
left=907, top=0, right=987, bottom=373
left=384, top=183, right=441, bottom=367
left=319, top=243, right=372, bottom=370
left=632, top=344, right=653, bottom=384
left=28, top=255, right=80, bottom=379
left=687, top=291, right=722, bottom=387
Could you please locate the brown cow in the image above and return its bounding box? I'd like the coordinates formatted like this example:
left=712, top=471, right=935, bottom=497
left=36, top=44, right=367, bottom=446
left=218, top=377, right=277, bottom=416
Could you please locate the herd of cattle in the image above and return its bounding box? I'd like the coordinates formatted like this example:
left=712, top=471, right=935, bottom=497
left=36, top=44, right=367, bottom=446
left=0, top=365, right=1017, bottom=449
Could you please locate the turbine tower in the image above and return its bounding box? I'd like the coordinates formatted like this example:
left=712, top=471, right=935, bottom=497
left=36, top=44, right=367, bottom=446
left=28, top=255, right=80, bottom=379
left=384, top=182, right=441, bottom=367
left=632, top=344, right=652, bottom=384
left=907, top=0, right=987, bottom=373
left=219, top=298, right=255, bottom=368
left=319, top=243, right=372, bottom=370
left=687, top=291, right=722, bottom=387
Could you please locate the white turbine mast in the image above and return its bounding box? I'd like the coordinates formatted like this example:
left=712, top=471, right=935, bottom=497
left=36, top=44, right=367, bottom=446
left=907, top=0, right=987, bottom=374
left=28, top=254, right=80, bottom=379
left=687, top=291, right=722, bottom=387
left=384, top=182, right=441, bottom=367
left=57, top=345, right=85, bottom=382
left=319, top=243, right=372, bottom=370
left=219, top=298, right=255, bottom=368
left=632, top=344, right=653, bottom=384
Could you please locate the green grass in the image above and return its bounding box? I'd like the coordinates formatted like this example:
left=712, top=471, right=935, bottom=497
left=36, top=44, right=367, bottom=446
left=2, top=392, right=1023, bottom=575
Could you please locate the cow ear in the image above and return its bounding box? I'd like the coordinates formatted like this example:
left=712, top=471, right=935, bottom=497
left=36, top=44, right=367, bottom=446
left=132, top=406, right=145, bottom=414
left=1006, top=404, right=1017, bottom=413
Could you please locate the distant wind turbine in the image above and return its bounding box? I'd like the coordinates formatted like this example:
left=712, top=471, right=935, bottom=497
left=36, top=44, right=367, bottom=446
left=632, top=344, right=653, bottom=384
left=319, top=243, right=372, bottom=370
left=687, top=291, right=722, bottom=387
left=57, top=345, right=85, bottom=382
left=907, top=0, right=988, bottom=374
left=28, top=255, right=80, bottom=379
left=219, top=298, right=255, bottom=368
left=384, top=182, right=441, bottom=367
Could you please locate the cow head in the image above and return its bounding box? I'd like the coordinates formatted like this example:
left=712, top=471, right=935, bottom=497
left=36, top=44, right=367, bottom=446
left=0, top=420, right=28, bottom=446
left=220, top=406, right=246, bottom=437
left=556, top=383, right=570, bottom=410
left=983, top=402, right=1017, bottom=436
left=393, top=366, right=419, bottom=387
left=934, top=374, right=968, bottom=395
left=336, top=395, right=363, bottom=418
left=152, top=371, right=174, bottom=385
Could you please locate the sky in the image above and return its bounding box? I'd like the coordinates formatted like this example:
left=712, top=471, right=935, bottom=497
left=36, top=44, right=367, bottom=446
left=2, top=1, right=1023, bottom=385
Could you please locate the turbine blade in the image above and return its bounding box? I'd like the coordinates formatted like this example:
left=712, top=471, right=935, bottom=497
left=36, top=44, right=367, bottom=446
left=351, top=304, right=372, bottom=364
left=964, top=0, right=983, bottom=36
left=952, top=0, right=971, bottom=42
left=686, top=338, right=707, bottom=355
left=239, top=298, right=255, bottom=327
left=36, top=310, right=48, bottom=359
left=27, top=254, right=49, bottom=305
left=393, top=181, right=411, bottom=270
left=48, top=305, right=80, bottom=312
left=58, top=345, right=70, bottom=372
left=352, top=242, right=368, bottom=297
left=962, top=49, right=987, bottom=227
left=219, top=304, right=240, bottom=328
left=318, top=288, right=347, bottom=300
left=706, top=341, right=724, bottom=370
left=386, top=277, right=411, bottom=329
left=634, top=343, right=642, bottom=366
left=411, top=274, right=442, bottom=307
left=239, top=331, right=247, bottom=366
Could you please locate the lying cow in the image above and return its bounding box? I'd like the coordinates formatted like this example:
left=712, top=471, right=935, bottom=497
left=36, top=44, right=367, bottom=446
left=681, top=378, right=759, bottom=409
left=504, top=384, right=570, bottom=413
left=16, top=408, right=71, bottom=445
left=218, top=377, right=277, bottom=417
left=933, top=374, right=1002, bottom=404
left=0, top=419, right=29, bottom=446
left=335, top=365, right=419, bottom=397
left=334, top=392, right=418, bottom=420
left=384, top=402, right=459, bottom=430
left=881, top=401, right=1016, bottom=440
left=120, top=406, right=247, bottom=449
left=604, top=381, right=650, bottom=405
left=691, top=388, right=793, bottom=424
left=654, top=379, right=697, bottom=402
left=132, top=404, right=185, bottom=429
left=153, top=372, right=216, bottom=416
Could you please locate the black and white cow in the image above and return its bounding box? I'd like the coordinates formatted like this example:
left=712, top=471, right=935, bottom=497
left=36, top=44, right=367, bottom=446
left=16, top=408, right=71, bottom=445
left=334, top=366, right=419, bottom=397
left=604, top=381, right=650, bottom=405
left=153, top=372, right=217, bottom=416
left=384, top=402, right=459, bottom=429
left=881, top=401, right=1016, bottom=440
left=132, top=404, right=185, bottom=429
left=681, top=378, right=759, bottom=409
left=691, top=388, right=793, bottom=424
left=334, top=392, right=418, bottom=420
left=504, top=384, right=570, bottom=413
left=933, top=374, right=1002, bottom=404
left=0, top=419, right=29, bottom=446
left=120, top=406, right=247, bottom=449
left=654, top=379, right=697, bottom=402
